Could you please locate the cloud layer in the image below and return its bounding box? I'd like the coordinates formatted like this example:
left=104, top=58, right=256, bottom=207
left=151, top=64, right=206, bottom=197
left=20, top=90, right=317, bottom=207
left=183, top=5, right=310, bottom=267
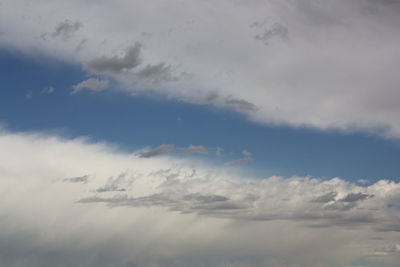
left=1, top=0, right=400, bottom=137
left=0, top=129, right=400, bottom=266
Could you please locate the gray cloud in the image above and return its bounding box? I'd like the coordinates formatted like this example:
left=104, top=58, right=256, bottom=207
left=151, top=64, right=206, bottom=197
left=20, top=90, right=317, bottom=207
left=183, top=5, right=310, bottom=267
left=87, top=43, right=142, bottom=73
left=225, top=97, right=258, bottom=112
left=71, top=78, right=109, bottom=95
left=136, top=63, right=176, bottom=83
left=137, top=144, right=174, bottom=158
left=63, top=175, right=89, bottom=183
left=311, top=192, right=337, bottom=203
left=52, top=20, right=82, bottom=40
left=96, top=174, right=127, bottom=193
left=340, top=192, right=373, bottom=202
left=254, top=22, right=288, bottom=45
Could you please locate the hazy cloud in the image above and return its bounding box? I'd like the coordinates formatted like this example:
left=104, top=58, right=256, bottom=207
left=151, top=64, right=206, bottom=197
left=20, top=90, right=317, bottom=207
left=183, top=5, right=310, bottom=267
left=40, top=86, right=55, bottom=94
left=25, top=90, right=32, bottom=99
left=180, top=145, right=208, bottom=155
left=232, top=150, right=253, bottom=164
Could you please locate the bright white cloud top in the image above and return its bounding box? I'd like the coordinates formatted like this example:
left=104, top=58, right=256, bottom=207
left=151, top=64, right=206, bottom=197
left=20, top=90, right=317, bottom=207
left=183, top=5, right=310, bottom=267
left=1, top=0, right=400, bottom=137
left=0, top=129, right=400, bottom=266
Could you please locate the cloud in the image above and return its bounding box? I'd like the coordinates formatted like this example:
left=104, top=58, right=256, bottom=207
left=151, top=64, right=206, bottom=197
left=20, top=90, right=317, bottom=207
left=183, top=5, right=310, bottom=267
left=87, top=43, right=142, bottom=73
left=231, top=150, right=253, bottom=165
left=25, top=90, right=32, bottom=99
left=40, top=86, right=55, bottom=94
left=51, top=20, right=82, bottom=40
left=179, top=145, right=208, bottom=155
left=4, top=0, right=400, bottom=138
left=1, top=130, right=400, bottom=266
left=63, top=175, right=89, bottom=183
left=254, top=22, right=289, bottom=45
left=136, top=144, right=174, bottom=158
left=71, top=78, right=109, bottom=95
left=340, top=192, right=373, bottom=202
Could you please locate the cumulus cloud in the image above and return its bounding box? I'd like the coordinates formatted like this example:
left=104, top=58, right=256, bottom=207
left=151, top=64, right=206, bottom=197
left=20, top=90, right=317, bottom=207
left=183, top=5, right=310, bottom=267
left=71, top=78, right=109, bottom=95
left=3, top=0, right=400, bottom=137
left=1, top=130, right=400, bottom=266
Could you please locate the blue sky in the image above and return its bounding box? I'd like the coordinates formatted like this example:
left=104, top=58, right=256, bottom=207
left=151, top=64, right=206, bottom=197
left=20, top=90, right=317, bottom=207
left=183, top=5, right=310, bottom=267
left=1, top=49, right=399, bottom=181
left=2, top=1, right=400, bottom=266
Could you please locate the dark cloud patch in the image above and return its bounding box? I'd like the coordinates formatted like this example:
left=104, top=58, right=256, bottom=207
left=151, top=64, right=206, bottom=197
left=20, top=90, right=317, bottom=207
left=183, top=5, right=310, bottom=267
left=137, top=144, right=174, bottom=158
left=52, top=20, right=82, bottom=40
left=254, top=23, right=288, bottom=45
left=136, top=63, right=176, bottom=83
left=225, top=97, right=258, bottom=112
left=340, top=192, right=373, bottom=202
left=96, top=173, right=127, bottom=192
left=87, top=43, right=142, bottom=73
left=63, top=175, right=89, bottom=184
left=311, top=192, right=337, bottom=203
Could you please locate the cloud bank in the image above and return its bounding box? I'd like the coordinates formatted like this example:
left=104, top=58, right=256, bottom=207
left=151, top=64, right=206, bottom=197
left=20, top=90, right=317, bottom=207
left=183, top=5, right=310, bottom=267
left=1, top=0, right=400, bottom=137
left=0, top=129, right=400, bottom=266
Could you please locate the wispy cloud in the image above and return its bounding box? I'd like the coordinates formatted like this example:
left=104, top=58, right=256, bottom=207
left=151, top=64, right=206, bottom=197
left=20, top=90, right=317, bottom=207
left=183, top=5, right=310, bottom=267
left=136, top=144, right=174, bottom=158
left=71, top=78, right=109, bottom=95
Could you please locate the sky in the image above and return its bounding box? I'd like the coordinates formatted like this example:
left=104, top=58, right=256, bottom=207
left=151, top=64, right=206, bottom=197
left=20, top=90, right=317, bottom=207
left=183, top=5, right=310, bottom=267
left=1, top=1, right=400, bottom=266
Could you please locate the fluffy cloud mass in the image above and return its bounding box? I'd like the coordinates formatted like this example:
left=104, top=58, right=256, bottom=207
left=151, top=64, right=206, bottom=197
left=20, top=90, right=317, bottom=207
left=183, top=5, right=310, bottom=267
left=0, top=129, right=400, bottom=266
left=1, top=0, right=400, bottom=137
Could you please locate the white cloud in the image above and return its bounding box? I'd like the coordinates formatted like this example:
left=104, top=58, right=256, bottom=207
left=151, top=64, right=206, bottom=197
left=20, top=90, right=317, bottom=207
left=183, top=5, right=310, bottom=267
left=1, top=0, right=400, bottom=138
left=71, top=77, right=109, bottom=95
left=0, top=129, right=400, bottom=266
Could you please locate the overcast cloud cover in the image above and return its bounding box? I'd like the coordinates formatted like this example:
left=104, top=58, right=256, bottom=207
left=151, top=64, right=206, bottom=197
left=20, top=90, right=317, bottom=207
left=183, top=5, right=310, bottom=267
left=1, top=129, right=400, bottom=267
left=1, top=0, right=400, bottom=137
left=1, top=1, right=400, bottom=266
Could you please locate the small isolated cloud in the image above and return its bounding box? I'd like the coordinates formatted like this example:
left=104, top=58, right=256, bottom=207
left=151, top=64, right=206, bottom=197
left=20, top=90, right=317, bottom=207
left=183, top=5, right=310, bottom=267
left=216, top=147, right=223, bottom=157
left=231, top=150, right=253, bottom=164
left=71, top=78, right=109, bottom=95
left=63, top=175, right=89, bottom=183
left=137, top=144, right=174, bottom=158
left=40, top=86, right=55, bottom=94
left=179, top=145, right=208, bottom=155
left=52, top=20, right=82, bottom=40
left=87, top=43, right=142, bottom=73
left=25, top=90, right=32, bottom=99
